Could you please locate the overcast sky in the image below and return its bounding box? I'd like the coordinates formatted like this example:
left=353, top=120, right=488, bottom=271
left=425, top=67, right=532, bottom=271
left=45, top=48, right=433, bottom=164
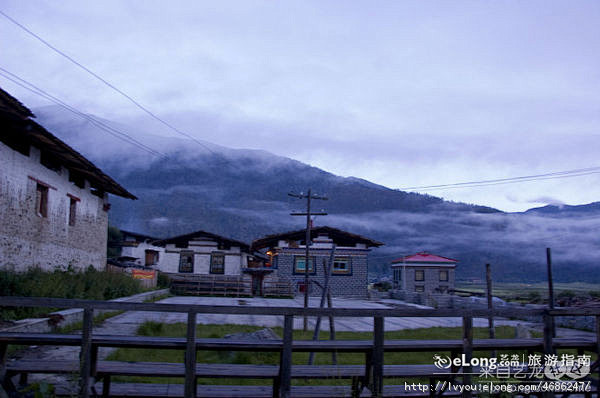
left=2, top=1, right=599, bottom=212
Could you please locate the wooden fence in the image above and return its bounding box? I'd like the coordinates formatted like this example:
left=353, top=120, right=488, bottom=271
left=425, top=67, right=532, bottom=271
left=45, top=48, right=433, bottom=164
left=1, top=296, right=599, bottom=398
left=169, top=275, right=293, bottom=297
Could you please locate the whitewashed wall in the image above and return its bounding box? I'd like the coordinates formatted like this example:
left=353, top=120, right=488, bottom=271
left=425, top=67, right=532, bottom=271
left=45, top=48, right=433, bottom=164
left=0, top=142, right=109, bottom=271
left=156, top=239, right=250, bottom=276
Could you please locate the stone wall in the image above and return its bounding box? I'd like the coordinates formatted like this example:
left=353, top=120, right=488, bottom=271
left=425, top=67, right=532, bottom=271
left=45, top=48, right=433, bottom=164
left=274, top=248, right=369, bottom=298
left=0, top=142, right=109, bottom=271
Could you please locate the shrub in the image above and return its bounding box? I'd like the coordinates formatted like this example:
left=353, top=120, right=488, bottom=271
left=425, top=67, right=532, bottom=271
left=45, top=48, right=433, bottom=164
left=0, top=266, right=143, bottom=321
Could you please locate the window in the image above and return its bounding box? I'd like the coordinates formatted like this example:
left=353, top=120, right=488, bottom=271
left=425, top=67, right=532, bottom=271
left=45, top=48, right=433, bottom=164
left=40, top=151, right=61, bottom=173
left=294, top=256, right=315, bottom=274
left=332, top=256, right=351, bottom=274
left=394, top=268, right=402, bottom=281
left=178, top=251, right=194, bottom=273
left=415, top=270, right=424, bottom=281
left=415, top=285, right=425, bottom=293
left=439, top=270, right=449, bottom=282
left=210, top=253, right=225, bottom=274
left=145, top=250, right=159, bottom=266
left=36, top=183, right=48, bottom=217
left=68, top=197, right=77, bottom=226
left=69, top=171, right=85, bottom=189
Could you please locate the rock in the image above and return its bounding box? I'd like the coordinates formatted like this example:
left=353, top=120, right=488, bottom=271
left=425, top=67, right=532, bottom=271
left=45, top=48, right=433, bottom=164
left=224, top=328, right=280, bottom=340
left=514, top=323, right=531, bottom=339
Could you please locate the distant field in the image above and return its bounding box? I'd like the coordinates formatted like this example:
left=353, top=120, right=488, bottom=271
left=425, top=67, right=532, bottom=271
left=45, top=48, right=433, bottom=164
left=455, top=281, right=600, bottom=301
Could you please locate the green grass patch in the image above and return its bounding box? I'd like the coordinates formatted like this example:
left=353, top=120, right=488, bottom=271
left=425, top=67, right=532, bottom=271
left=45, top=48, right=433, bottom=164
left=107, top=322, right=523, bottom=385
left=1, top=266, right=147, bottom=321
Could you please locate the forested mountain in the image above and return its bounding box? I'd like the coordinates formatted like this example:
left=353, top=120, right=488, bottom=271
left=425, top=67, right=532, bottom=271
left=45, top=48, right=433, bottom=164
left=35, top=106, right=600, bottom=282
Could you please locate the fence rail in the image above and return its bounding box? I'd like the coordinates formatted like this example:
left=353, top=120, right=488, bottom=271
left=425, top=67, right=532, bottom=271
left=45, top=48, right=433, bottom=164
left=1, top=296, right=599, bottom=398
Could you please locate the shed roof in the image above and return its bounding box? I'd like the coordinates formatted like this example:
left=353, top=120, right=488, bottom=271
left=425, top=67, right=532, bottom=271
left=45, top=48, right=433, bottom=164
left=153, top=230, right=250, bottom=252
left=391, top=252, right=458, bottom=266
left=0, top=87, right=136, bottom=199
left=120, top=230, right=160, bottom=242
left=252, top=226, right=384, bottom=250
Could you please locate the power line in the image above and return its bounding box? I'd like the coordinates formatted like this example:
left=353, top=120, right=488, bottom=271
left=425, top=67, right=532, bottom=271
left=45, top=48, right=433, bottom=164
left=400, top=167, right=600, bottom=191
left=0, top=9, right=224, bottom=160
left=0, top=68, right=167, bottom=159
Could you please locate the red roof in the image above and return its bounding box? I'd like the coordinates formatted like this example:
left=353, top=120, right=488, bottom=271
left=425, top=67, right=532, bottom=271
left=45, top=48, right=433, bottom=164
left=391, top=252, right=457, bottom=264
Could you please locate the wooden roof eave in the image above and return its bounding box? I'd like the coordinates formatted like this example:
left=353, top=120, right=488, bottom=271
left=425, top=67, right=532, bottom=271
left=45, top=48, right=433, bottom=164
left=23, top=122, right=136, bottom=199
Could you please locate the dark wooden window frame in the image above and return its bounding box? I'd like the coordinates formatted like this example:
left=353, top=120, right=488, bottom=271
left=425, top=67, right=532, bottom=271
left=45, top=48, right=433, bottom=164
left=332, top=256, right=352, bottom=275
left=178, top=251, right=194, bottom=273
left=439, top=270, right=449, bottom=282
left=414, top=269, right=425, bottom=282
left=293, top=256, right=316, bottom=275
left=210, top=252, right=225, bottom=274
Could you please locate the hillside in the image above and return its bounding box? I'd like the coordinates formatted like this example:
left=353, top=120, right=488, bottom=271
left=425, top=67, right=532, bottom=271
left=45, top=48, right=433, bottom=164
left=34, top=106, right=600, bottom=283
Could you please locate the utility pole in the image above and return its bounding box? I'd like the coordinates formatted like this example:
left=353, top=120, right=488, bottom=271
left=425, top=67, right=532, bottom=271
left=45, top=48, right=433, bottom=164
left=546, top=247, right=556, bottom=337
left=289, top=189, right=328, bottom=331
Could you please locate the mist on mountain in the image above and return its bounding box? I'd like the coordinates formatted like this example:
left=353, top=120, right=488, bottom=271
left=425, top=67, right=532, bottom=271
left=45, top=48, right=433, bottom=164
left=34, top=106, right=600, bottom=283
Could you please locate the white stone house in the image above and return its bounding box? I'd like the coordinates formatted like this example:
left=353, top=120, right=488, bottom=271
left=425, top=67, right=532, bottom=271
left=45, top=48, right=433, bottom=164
left=0, top=87, right=136, bottom=271
left=152, top=230, right=255, bottom=276
left=391, top=252, right=457, bottom=295
left=118, top=230, right=163, bottom=266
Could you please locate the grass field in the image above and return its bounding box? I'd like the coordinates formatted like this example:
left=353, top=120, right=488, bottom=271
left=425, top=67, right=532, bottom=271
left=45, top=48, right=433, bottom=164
left=455, top=281, right=600, bottom=302
left=106, top=322, right=523, bottom=386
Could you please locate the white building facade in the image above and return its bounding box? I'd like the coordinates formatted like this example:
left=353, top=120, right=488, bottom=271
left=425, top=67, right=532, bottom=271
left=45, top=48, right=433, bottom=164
left=0, top=88, right=136, bottom=271
left=153, top=231, right=253, bottom=276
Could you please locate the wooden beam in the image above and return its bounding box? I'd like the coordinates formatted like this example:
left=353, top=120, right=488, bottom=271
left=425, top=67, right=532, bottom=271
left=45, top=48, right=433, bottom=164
left=184, top=311, right=197, bottom=398
left=279, top=315, right=293, bottom=398
left=79, top=308, right=93, bottom=398
left=0, top=296, right=554, bottom=318
left=372, top=316, right=384, bottom=397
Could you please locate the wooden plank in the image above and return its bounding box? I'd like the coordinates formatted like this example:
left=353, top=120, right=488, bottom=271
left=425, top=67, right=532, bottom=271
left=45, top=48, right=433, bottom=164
left=184, top=311, right=197, bottom=398
left=3, top=360, right=459, bottom=380
left=372, top=316, right=384, bottom=397
left=0, top=296, right=555, bottom=317
left=79, top=307, right=93, bottom=398
left=60, top=382, right=464, bottom=398
left=279, top=315, right=293, bottom=398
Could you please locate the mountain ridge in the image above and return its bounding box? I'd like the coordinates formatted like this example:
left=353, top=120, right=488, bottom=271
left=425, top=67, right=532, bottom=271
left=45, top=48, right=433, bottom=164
left=33, top=106, right=600, bottom=283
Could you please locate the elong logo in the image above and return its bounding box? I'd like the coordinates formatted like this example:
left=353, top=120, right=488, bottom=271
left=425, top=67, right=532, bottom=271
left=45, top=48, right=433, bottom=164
left=433, top=354, right=497, bottom=370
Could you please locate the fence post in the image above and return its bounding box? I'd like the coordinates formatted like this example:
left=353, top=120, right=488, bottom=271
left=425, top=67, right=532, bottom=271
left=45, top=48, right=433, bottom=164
left=184, top=311, right=197, bottom=398
left=79, top=307, right=93, bottom=398
left=596, top=316, right=600, bottom=396
left=462, top=316, right=473, bottom=398
left=542, top=312, right=555, bottom=398
left=372, top=316, right=384, bottom=397
left=279, top=315, right=294, bottom=398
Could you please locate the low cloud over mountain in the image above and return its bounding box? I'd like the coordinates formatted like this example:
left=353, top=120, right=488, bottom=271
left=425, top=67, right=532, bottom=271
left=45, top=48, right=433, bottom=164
left=36, top=106, right=600, bottom=283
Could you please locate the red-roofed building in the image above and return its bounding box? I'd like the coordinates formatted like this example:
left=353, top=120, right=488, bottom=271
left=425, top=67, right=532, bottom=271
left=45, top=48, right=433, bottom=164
left=390, top=252, right=457, bottom=296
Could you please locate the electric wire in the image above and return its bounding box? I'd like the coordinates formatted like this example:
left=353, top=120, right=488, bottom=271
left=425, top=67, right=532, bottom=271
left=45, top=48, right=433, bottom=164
left=0, top=68, right=167, bottom=159
left=0, top=9, right=224, bottom=160
left=401, top=167, right=600, bottom=191
left=4, top=9, right=598, bottom=188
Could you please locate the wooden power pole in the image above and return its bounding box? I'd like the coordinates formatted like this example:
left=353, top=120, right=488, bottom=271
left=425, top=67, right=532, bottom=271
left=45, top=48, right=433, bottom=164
left=546, top=247, right=556, bottom=337
left=289, top=189, right=327, bottom=331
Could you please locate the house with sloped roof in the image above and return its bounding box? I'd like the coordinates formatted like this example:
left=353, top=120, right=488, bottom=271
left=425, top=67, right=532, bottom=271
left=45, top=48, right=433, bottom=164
left=252, top=226, right=384, bottom=298
left=390, top=252, right=457, bottom=295
left=117, top=230, right=162, bottom=267
left=0, top=87, right=136, bottom=271
left=152, top=230, right=256, bottom=276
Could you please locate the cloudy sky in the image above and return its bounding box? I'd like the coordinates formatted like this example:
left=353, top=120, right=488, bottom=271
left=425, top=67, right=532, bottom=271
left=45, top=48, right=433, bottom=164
left=2, top=1, right=599, bottom=212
